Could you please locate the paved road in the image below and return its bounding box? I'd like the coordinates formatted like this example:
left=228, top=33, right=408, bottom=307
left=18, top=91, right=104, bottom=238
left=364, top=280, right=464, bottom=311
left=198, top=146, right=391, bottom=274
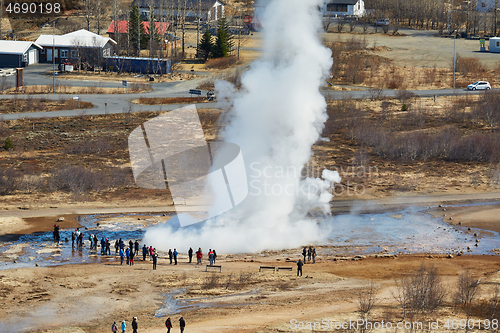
left=0, top=83, right=493, bottom=120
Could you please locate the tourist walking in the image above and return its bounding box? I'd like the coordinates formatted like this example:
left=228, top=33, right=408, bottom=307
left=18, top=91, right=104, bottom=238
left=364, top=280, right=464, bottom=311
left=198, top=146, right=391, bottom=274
left=165, top=317, right=172, bottom=333
left=152, top=250, right=158, bottom=270
left=188, top=247, right=193, bottom=263
left=132, top=317, right=138, bottom=333
left=173, top=249, right=178, bottom=265
left=125, top=248, right=130, bottom=265
left=111, top=321, right=118, bottom=332
left=179, top=317, right=185, bottom=333
left=72, top=231, right=76, bottom=247
left=142, top=245, right=147, bottom=261
left=121, top=320, right=126, bottom=333
left=297, top=259, right=303, bottom=277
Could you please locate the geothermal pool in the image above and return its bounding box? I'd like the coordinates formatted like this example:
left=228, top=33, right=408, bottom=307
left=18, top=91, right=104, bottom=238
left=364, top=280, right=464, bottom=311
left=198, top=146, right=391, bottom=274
left=0, top=206, right=498, bottom=270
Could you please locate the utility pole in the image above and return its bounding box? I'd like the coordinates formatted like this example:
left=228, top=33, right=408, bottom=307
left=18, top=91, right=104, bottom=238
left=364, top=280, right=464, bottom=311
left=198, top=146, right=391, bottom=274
left=53, top=21, right=55, bottom=94
left=196, top=0, right=201, bottom=56
left=453, top=29, right=457, bottom=89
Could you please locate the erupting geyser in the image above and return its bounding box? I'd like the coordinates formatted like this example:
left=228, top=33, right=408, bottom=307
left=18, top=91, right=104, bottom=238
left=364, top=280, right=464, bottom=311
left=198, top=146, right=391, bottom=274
left=143, top=0, right=340, bottom=253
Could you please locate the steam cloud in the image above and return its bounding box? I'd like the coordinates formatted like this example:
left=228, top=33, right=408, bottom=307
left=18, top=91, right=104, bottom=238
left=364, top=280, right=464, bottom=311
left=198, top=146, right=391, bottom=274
left=143, top=0, right=340, bottom=253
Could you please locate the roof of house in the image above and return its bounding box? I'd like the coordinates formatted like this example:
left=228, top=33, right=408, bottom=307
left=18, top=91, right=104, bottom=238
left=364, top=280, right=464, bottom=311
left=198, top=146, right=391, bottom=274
left=35, top=29, right=116, bottom=48
left=326, top=0, right=360, bottom=5
left=0, top=40, right=42, bottom=55
left=106, top=20, right=169, bottom=35
left=133, top=0, right=224, bottom=10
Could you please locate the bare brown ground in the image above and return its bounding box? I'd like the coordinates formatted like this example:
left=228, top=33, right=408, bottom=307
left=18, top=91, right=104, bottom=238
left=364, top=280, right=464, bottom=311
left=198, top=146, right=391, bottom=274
left=0, top=253, right=498, bottom=333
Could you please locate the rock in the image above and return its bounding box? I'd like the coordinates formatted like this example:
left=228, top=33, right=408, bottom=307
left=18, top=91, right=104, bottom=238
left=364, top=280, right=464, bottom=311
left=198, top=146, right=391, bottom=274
left=475, top=243, right=478, bottom=247
left=449, top=217, right=453, bottom=220
left=458, top=222, right=461, bottom=225
left=468, top=227, right=471, bottom=231
left=476, top=239, right=479, bottom=243
left=57, top=217, right=64, bottom=222
left=428, top=255, right=433, bottom=258
left=447, top=254, right=453, bottom=259
left=474, top=233, right=478, bottom=237
left=138, top=218, right=141, bottom=220
left=443, top=208, right=446, bottom=211
left=354, top=255, right=366, bottom=259
left=35, top=263, right=39, bottom=267
left=439, top=204, right=443, bottom=208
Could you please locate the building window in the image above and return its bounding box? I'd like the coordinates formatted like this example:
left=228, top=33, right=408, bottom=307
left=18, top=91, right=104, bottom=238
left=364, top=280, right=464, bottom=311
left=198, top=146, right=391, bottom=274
left=71, top=50, right=78, bottom=58
left=497, top=41, right=499, bottom=47
left=23, top=53, right=28, bottom=62
left=327, top=4, right=348, bottom=12
left=60, top=49, right=68, bottom=58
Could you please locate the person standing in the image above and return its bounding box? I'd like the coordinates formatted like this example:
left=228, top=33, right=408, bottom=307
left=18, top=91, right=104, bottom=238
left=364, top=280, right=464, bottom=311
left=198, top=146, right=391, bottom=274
left=179, top=317, right=185, bottom=333
left=308, top=246, right=312, bottom=262
left=312, top=248, right=316, bottom=264
left=132, top=317, right=138, bottom=333
left=129, top=248, right=135, bottom=266
left=188, top=247, right=193, bottom=263
left=196, top=248, right=202, bottom=265
left=125, top=247, right=130, bottom=265
left=71, top=231, right=76, bottom=248
left=165, top=317, right=172, bottom=333
left=168, top=249, right=173, bottom=264
left=94, top=234, right=99, bottom=252
left=120, top=248, right=125, bottom=265
left=152, top=250, right=158, bottom=270
left=111, top=321, right=118, bottom=332
left=213, top=250, right=217, bottom=264
left=106, top=238, right=111, bottom=255
left=302, top=247, right=307, bottom=262
left=142, top=244, right=147, bottom=261
left=115, top=239, right=119, bottom=254
left=297, top=259, right=303, bottom=277
left=121, top=320, right=126, bottom=333
left=134, top=241, right=139, bottom=257
left=208, top=249, right=214, bottom=266
left=173, top=249, right=178, bottom=265
left=149, top=246, right=153, bottom=260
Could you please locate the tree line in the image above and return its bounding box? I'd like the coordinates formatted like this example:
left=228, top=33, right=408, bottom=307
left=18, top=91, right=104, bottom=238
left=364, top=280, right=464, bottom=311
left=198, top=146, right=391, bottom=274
left=365, top=0, right=500, bottom=36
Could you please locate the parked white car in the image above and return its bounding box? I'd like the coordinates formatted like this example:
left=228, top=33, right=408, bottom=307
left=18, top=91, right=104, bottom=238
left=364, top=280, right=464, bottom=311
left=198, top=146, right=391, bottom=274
left=374, top=19, right=391, bottom=26
left=467, top=81, right=491, bottom=90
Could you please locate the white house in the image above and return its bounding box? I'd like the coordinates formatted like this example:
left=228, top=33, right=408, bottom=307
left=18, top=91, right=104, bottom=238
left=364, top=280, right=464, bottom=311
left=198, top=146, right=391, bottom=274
left=35, top=29, right=116, bottom=64
left=0, top=40, right=42, bottom=68
left=322, top=0, right=365, bottom=17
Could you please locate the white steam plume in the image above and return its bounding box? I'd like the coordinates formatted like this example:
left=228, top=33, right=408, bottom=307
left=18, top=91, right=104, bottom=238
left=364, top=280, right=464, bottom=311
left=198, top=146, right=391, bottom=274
left=143, top=0, right=339, bottom=254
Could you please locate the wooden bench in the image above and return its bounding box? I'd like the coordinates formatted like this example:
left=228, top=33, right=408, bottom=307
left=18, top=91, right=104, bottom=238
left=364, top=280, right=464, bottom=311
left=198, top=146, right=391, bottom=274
left=277, top=267, right=293, bottom=272
left=259, top=266, right=275, bottom=272
left=205, top=265, right=221, bottom=272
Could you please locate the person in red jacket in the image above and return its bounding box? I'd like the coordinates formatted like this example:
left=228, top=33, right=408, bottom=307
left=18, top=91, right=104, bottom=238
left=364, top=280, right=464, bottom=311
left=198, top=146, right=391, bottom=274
left=196, top=248, right=202, bottom=264
left=165, top=317, right=172, bottom=333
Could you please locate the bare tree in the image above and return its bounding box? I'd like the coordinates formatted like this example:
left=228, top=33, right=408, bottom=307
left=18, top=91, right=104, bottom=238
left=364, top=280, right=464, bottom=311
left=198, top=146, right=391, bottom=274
left=454, top=270, right=480, bottom=323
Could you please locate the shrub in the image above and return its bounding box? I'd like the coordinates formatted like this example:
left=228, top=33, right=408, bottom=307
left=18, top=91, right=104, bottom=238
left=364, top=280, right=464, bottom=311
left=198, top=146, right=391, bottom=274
left=3, top=137, right=13, bottom=150
left=401, top=104, right=408, bottom=111
left=205, top=57, right=238, bottom=70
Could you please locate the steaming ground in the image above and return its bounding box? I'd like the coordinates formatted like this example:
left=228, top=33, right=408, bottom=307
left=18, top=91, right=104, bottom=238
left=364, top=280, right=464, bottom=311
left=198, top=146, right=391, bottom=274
left=143, top=0, right=341, bottom=253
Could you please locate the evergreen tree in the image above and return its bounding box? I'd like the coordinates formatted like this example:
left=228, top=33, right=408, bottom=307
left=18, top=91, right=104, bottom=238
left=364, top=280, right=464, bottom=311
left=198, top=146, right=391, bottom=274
left=129, top=5, right=148, bottom=55
left=212, top=17, right=234, bottom=58
left=198, top=28, right=214, bottom=62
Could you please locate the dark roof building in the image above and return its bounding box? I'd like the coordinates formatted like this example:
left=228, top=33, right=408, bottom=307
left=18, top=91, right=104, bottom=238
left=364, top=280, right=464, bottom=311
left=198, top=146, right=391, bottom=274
left=133, top=0, right=225, bottom=21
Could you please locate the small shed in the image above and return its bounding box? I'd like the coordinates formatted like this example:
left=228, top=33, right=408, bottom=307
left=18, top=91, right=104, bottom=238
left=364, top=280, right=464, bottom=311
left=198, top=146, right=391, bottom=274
left=490, top=37, right=500, bottom=53
left=0, top=40, right=42, bottom=68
